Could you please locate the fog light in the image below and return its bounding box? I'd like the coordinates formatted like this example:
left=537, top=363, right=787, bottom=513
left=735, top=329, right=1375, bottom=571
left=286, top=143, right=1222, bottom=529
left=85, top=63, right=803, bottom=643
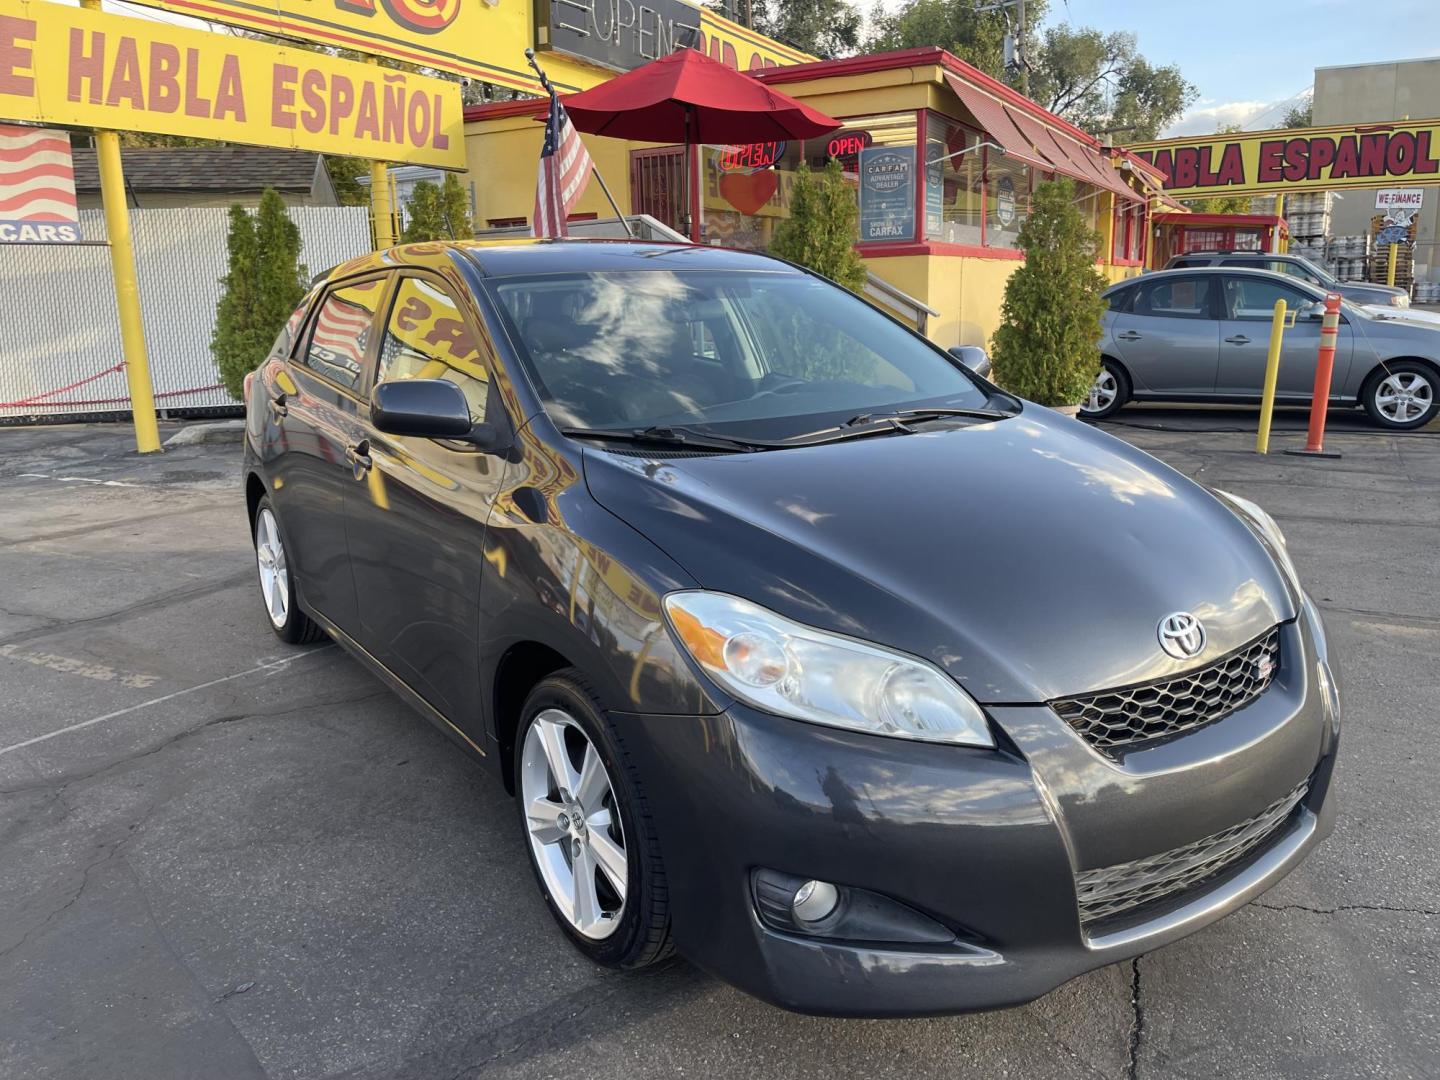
left=791, top=879, right=840, bottom=923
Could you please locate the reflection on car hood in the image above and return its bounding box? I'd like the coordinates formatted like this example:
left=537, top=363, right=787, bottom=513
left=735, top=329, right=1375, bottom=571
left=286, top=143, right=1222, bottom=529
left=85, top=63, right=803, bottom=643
left=582, top=409, right=1296, bottom=703
left=1363, top=306, right=1440, bottom=329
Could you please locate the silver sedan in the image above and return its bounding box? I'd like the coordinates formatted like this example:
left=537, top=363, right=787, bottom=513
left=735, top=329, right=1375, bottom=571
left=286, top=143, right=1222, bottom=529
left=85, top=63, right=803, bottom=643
left=1084, top=267, right=1439, bottom=430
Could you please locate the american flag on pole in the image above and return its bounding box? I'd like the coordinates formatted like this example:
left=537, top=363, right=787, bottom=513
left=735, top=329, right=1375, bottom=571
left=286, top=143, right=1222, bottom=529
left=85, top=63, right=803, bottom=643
left=532, top=89, right=592, bottom=238
left=0, top=125, right=82, bottom=244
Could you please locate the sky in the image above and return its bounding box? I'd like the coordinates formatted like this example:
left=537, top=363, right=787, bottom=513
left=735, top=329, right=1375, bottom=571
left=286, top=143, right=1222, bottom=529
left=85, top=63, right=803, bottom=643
left=878, top=0, right=1440, bottom=136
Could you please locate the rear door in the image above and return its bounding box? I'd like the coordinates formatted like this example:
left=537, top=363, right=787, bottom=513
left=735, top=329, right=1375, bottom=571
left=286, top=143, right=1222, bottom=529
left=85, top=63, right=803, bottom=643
left=1107, top=274, right=1222, bottom=396
left=267, top=275, right=389, bottom=635
left=344, top=269, right=510, bottom=735
left=1216, top=275, right=1354, bottom=398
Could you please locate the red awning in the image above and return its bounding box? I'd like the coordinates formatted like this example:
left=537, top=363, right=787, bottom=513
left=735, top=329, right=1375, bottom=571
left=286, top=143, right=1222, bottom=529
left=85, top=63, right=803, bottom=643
left=942, top=73, right=1051, bottom=172
left=945, top=72, right=1140, bottom=202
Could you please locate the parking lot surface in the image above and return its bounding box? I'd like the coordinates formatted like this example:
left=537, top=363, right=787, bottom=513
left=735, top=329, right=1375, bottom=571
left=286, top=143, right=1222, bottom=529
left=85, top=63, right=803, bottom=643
left=1, top=407, right=1436, bottom=1080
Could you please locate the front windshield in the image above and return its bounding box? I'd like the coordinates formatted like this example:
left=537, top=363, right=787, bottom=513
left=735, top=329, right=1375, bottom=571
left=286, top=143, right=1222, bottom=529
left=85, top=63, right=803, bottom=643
left=1290, top=255, right=1338, bottom=289
left=487, top=270, right=995, bottom=439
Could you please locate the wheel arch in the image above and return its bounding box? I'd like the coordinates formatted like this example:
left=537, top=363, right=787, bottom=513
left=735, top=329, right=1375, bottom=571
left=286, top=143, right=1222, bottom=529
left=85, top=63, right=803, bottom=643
left=1360, top=355, right=1440, bottom=398
left=245, top=471, right=268, bottom=531
left=491, top=640, right=579, bottom=794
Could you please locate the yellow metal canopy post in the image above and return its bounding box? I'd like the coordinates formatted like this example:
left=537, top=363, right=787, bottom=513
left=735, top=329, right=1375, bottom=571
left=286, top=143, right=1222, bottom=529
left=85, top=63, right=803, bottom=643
left=81, top=0, right=160, bottom=453
left=1255, top=299, right=1288, bottom=454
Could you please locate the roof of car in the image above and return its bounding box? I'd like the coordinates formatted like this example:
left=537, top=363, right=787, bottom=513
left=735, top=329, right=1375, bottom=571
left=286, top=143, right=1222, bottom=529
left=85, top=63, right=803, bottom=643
left=1172, top=251, right=1302, bottom=259
left=1103, top=266, right=1325, bottom=295
left=315, top=239, right=797, bottom=284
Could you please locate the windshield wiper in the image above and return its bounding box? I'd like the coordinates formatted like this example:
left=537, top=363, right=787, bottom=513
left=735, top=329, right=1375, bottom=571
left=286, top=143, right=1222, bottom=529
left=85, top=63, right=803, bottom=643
left=842, top=406, right=1014, bottom=428
left=561, top=425, right=773, bottom=453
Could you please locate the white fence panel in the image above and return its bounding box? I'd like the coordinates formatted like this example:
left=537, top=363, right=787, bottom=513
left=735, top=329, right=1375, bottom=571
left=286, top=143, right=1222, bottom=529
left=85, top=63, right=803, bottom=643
left=1, top=206, right=371, bottom=420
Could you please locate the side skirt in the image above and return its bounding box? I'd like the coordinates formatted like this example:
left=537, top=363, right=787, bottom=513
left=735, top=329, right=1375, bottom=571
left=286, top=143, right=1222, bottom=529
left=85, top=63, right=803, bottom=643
left=305, top=606, right=490, bottom=764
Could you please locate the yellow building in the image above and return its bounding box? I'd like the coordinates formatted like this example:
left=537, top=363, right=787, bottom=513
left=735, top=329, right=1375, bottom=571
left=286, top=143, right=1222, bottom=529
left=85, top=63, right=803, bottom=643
left=463, top=47, right=1163, bottom=351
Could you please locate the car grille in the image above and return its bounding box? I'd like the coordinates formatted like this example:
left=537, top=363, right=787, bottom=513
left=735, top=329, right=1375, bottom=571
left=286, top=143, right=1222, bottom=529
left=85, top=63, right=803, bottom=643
left=1074, top=779, right=1308, bottom=927
left=1051, top=627, right=1281, bottom=755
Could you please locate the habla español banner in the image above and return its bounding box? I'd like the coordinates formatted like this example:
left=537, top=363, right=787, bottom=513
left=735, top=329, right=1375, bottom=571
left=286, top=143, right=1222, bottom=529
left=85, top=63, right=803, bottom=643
left=0, top=0, right=465, bottom=169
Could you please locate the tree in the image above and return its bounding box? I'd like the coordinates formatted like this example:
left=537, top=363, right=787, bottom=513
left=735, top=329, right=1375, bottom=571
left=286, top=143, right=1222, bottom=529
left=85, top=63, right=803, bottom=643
left=212, top=189, right=308, bottom=400
left=770, top=158, right=866, bottom=292
left=1282, top=101, right=1313, bottom=129
left=327, top=157, right=370, bottom=206
left=401, top=175, right=474, bottom=241
left=990, top=178, right=1108, bottom=407
left=869, top=3, right=1195, bottom=138
left=709, top=0, right=860, bottom=58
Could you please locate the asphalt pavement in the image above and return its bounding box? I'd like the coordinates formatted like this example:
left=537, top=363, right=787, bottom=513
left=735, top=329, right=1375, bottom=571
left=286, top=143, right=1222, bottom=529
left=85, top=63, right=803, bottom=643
left=0, top=406, right=1436, bottom=1080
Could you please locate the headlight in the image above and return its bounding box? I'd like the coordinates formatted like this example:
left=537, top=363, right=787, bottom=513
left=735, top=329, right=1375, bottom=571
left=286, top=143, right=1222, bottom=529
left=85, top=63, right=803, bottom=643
left=1390, top=293, right=1410, bottom=308
left=663, top=591, right=994, bottom=748
left=1213, top=489, right=1301, bottom=589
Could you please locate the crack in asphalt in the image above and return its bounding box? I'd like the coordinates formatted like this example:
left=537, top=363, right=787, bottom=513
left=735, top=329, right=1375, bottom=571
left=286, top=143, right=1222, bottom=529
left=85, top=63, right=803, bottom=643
left=0, top=570, right=255, bottom=649
left=0, top=688, right=387, bottom=797
left=1251, top=900, right=1439, bottom=917
left=1126, top=957, right=1144, bottom=1080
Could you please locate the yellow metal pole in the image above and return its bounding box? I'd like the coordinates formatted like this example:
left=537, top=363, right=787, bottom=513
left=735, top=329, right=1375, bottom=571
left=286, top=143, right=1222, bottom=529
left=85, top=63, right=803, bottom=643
left=1255, top=299, right=1288, bottom=454
left=366, top=58, right=396, bottom=249
left=1272, top=193, right=1286, bottom=254
left=1101, top=191, right=1116, bottom=276
left=1387, top=242, right=1398, bottom=287
left=84, top=2, right=160, bottom=452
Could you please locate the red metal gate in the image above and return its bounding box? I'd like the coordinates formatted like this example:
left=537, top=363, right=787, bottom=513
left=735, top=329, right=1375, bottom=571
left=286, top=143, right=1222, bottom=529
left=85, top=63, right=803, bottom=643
left=630, top=147, right=685, bottom=234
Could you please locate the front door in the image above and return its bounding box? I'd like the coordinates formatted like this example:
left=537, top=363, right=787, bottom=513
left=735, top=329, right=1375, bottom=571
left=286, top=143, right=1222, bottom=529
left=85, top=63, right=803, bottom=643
left=344, top=270, right=509, bottom=735
left=268, top=276, right=388, bottom=636
left=1109, top=274, right=1221, bottom=396
left=1216, top=275, right=1354, bottom=399
left=630, top=146, right=686, bottom=235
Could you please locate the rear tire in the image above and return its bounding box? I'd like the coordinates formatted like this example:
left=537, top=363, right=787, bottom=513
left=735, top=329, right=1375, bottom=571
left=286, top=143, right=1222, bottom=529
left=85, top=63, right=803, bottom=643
left=1080, top=358, right=1131, bottom=420
left=514, top=670, right=672, bottom=969
left=1363, top=361, right=1438, bottom=430
left=252, top=496, right=325, bottom=645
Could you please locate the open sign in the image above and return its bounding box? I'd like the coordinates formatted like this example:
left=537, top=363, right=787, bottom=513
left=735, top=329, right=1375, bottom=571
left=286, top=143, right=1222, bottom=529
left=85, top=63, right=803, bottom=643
left=718, top=141, right=786, bottom=172
left=825, top=131, right=872, bottom=160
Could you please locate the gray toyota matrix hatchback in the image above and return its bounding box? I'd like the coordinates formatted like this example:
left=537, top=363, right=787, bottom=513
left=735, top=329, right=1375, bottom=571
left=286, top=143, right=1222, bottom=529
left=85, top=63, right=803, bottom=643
left=242, top=240, right=1339, bottom=1017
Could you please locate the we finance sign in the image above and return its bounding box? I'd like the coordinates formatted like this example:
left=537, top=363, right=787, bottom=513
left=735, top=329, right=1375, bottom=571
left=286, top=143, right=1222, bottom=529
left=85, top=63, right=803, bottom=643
left=0, top=0, right=465, bottom=168
left=1129, top=120, right=1440, bottom=198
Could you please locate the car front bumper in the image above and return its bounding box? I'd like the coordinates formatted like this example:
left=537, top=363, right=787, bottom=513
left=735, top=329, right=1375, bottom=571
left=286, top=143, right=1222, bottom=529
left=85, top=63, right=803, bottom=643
left=613, top=611, right=1339, bottom=1017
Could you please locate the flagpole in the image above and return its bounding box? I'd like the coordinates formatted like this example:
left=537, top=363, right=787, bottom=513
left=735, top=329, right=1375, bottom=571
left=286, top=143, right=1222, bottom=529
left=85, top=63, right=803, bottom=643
left=525, top=49, right=635, bottom=239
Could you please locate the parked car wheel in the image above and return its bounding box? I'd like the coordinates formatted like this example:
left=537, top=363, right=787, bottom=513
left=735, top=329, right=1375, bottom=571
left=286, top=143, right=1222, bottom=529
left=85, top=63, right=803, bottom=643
left=515, top=671, right=672, bottom=969
left=1080, top=359, right=1130, bottom=420
left=252, top=497, right=325, bottom=644
left=1363, top=362, right=1438, bottom=430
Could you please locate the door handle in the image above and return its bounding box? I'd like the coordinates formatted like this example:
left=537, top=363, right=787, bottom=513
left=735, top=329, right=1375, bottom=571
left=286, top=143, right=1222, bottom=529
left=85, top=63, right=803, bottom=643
left=268, top=394, right=288, bottom=419
left=345, top=440, right=372, bottom=475
left=1225, top=335, right=1251, bottom=344
left=1116, top=331, right=1142, bottom=341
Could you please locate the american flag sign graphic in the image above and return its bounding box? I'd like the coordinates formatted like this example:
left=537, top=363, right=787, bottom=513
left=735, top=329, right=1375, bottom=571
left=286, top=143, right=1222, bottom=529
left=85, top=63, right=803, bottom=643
left=0, top=125, right=82, bottom=244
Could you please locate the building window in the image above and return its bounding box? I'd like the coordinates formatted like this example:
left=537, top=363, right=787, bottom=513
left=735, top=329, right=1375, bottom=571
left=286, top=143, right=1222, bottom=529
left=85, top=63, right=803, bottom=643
left=985, top=154, right=1032, bottom=250
left=925, top=113, right=983, bottom=245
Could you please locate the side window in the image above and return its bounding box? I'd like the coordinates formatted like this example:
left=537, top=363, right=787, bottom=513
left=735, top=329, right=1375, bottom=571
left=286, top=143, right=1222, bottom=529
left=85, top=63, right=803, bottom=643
left=1132, top=276, right=1215, bottom=319
left=301, top=280, right=385, bottom=393
left=273, top=292, right=315, bottom=358
left=376, top=276, right=490, bottom=423
left=1220, top=258, right=1266, bottom=270
left=1105, top=286, right=1136, bottom=313
left=1222, top=276, right=1311, bottom=320
left=1279, top=261, right=1322, bottom=285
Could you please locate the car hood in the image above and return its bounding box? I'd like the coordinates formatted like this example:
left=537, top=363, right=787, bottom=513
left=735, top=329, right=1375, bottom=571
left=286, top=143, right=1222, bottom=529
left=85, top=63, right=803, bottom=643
left=582, top=409, right=1296, bottom=703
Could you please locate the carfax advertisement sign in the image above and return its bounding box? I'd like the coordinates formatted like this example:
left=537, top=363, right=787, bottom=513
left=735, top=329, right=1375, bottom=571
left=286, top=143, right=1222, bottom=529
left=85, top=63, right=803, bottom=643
left=859, top=146, right=914, bottom=242
left=0, top=123, right=80, bottom=243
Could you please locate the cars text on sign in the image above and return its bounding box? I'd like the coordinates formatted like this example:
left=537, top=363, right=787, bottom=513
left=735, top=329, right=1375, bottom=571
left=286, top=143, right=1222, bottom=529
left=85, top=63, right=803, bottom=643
left=0, top=0, right=465, bottom=168
left=1127, top=120, right=1440, bottom=198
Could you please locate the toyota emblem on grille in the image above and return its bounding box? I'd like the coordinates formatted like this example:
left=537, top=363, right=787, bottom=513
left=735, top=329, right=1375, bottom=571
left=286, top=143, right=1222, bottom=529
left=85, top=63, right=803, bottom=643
left=1157, top=612, right=1206, bottom=659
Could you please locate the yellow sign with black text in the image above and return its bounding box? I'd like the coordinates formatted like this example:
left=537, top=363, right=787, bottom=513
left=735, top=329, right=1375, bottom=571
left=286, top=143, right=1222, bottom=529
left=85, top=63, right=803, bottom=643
left=1128, top=120, right=1440, bottom=199
left=97, top=0, right=810, bottom=96
left=0, top=0, right=465, bottom=168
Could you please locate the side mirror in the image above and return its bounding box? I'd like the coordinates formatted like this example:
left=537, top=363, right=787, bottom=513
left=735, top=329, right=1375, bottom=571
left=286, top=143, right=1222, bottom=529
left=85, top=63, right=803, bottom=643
left=370, top=379, right=474, bottom=439
left=947, top=345, right=992, bottom=378
left=1303, top=300, right=1327, bottom=319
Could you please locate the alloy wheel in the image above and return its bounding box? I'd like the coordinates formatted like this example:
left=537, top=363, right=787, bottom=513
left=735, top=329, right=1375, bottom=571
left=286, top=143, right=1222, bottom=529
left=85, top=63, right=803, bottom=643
left=1086, top=369, right=1118, bottom=414
left=1375, top=371, right=1434, bottom=424
left=255, top=508, right=289, bottom=629
left=520, top=709, right=628, bottom=940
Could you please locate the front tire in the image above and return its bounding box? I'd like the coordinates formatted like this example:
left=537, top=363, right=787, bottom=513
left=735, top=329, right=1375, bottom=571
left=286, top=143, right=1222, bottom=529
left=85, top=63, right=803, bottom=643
left=1363, top=362, right=1438, bottom=430
left=252, top=496, right=325, bottom=644
left=1080, top=358, right=1131, bottom=420
left=515, top=670, right=672, bottom=969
